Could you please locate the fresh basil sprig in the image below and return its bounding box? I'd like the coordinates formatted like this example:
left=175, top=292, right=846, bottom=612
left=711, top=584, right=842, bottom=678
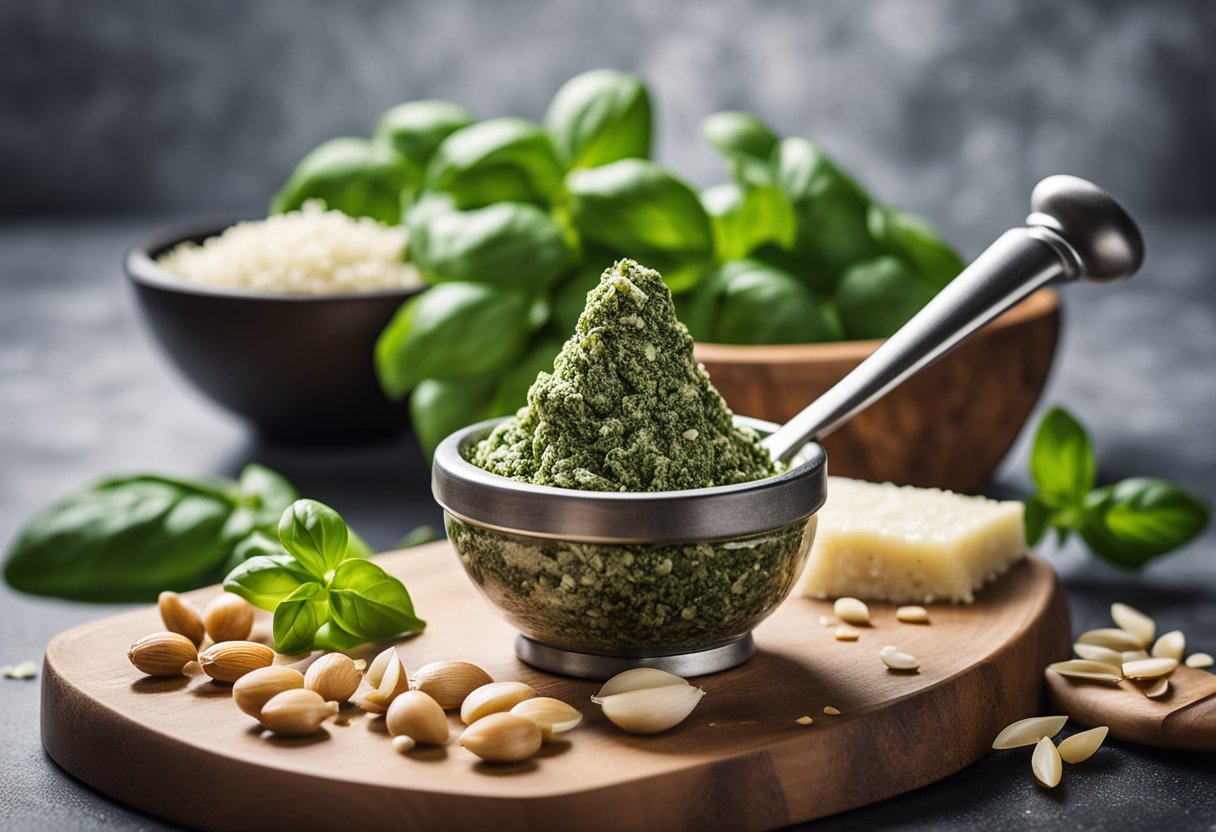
left=4, top=464, right=300, bottom=602
left=224, top=499, right=424, bottom=653
left=1026, top=406, right=1209, bottom=568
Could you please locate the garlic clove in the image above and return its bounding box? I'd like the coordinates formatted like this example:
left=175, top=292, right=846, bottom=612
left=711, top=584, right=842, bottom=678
left=596, top=682, right=705, bottom=735
left=593, top=667, right=689, bottom=700
left=258, top=688, right=339, bottom=737
left=233, top=666, right=305, bottom=718
left=412, top=660, right=494, bottom=710
left=386, top=690, right=450, bottom=745
left=158, top=591, right=206, bottom=646
left=365, top=646, right=398, bottom=689
left=510, top=697, right=583, bottom=740
left=198, top=640, right=275, bottom=684
left=203, top=593, right=255, bottom=643
left=304, top=653, right=362, bottom=703
left=128, top=632, right=198, bottom=677
left=458, top=712, right=542, bottom=763
left=460, top=681, right=537, bottom=725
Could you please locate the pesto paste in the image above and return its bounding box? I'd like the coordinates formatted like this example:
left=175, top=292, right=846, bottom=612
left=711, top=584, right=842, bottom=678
left=470, top=259, right=778, bottom=491
left=448, top=516, right=815, bottom=651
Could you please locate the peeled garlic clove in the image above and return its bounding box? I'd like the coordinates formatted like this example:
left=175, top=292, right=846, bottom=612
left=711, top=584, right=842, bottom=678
left=233, top=666, right=305, bottom=718
left=391, top=735, right=416, bottom=754
left=458, top=712, right=543, bottom=763
left=1076, top=628, right=1143, bottom=652
left=1110, top=603, right=1155, bottom=647
left=199, top=640, right=275, bottom=684
left=510, top=697, right=583, bottom=740
left=594, top=667, right=688, bottom=700
left=991, top=715, right=1068, bottom=749
left=259, top=688, right=339, bottom=737
left=895, top=605, right=930, bottom=624
left=128, top=632, right=198, bottom=677
left=1186, top=652, right=1214, bottom=669
left=203, top=593, right=255, bottom=643
left=1072, top=642, right=1124, bottom=667
left=879, top=645, right=919, bottom=672
left=833, top=597, right=870, bottom=626
left=1031, top=736, right=1062, bottom=788
left=305, top=653, right=362, bottom=703
left=386, top=690, right=450, bottom=745
left=1046, top=660, right=1123, bottom=684
left=158, top=591, right=206, bottom=646
left=1122, top=657, right=1177, bottom=680
left=1143, top=677, right=1170, bottom=699
left=460, top=681, right=537, bottom=725
left=358, top=653, right=409, bottom=714
left=596, top=682, right=705, bottom=735
left=412, top=660, right=494, bottom=710
left=1151, top=630, right=1186, bottom=661
left=1057, top=726, right=1108, bottom=764
left=365, top=646, right=398, bottom=689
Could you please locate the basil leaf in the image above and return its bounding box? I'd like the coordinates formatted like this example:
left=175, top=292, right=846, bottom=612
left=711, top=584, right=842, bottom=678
left=702, top=182, right=796, bottom=261
left=1030, top=406, right=1096, bottom=507
left=222, top=464, right=301, bottom=545
left=375, top=100, right=475, bottom=191
left=1023, top=495, right=1052, bottom=548
left=836, top=256, right=933, bottom=340
left=566, top=159, right=713, bottom=257
left=775, top=137, right=877, bottom=291
left=1080, top=478, right=1210, bottom=569
left=868, top=205, right=965, bottom=292
left=312, top=620, right=367, bottom=652
left=409, top=377, right=499, bottom=459
left=489, top=333, right=566, bottom=417
left=222, top=553, right=315, bottom=612
left=552, top=259, right=611, bottom=334
left=375, top=283, right=547, bottom=398
left=411, top=202, right=574, bottom=291
left=278, top=499, right=349, bottom=579
left=327, top=558, right=425, bottom=640
left=703, top=260, right=842, bottom=345
left=545, top=69, right=651, bottom=169
left=273, top=582, right=328, bottom=654
left=218, top=529, right=288, bottom=577
left=425, top=118, right=564, bottom=209
left=4, top=477, right=235, bottom=602
left=399, top=525, right=439, bottom=548
left=271, top=138, right=409, bottom=225
left=346, top=529, right=373, bottom=560
left=700, top=111, right=778, bottom=186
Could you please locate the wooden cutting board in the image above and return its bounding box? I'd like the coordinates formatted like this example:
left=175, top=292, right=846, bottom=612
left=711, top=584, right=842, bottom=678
left=42, top=543, right=1069, bottom=831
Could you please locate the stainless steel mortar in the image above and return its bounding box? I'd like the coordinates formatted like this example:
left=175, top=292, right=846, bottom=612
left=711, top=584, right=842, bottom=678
left=433, top=175, right=1144, bottom=679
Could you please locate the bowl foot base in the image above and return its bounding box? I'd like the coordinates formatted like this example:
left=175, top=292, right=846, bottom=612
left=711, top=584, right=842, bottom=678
left=514, top=633, right=755, bottom=680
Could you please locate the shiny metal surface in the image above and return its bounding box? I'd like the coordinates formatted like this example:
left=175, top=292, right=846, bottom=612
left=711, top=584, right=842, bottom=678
left=515, top=633, right=755, bottom=679
left=762, top=176, right=1144, bottom=464
left=432, top=416, right=827, bottom=544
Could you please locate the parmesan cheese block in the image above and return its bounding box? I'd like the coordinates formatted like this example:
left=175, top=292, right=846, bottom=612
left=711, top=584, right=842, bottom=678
left=796, top=477, right=1027, bottom=604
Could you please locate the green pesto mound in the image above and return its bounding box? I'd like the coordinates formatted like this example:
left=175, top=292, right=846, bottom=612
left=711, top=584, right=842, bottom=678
left=470, top=259, right=778, bottom=491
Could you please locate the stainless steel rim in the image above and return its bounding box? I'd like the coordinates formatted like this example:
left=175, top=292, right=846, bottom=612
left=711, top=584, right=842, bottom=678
left=514, top=633, right=755, bottom=679
left=432, top=415, right=827, bottom=544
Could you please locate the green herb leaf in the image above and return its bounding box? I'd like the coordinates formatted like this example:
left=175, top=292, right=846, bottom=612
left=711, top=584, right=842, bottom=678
left=1030, top=406, right=1096, bottom=507
left=346, top=529, right=374, bottom=560
left=272, top=582, right=328, bottom=654
left=410, top=202, right=574, bottom=291
left=222, top=553, right=315, bottom=612
left=702, top=182, right=797, bottom=261
left=867, top=204, right=965, bottom=292
left=4, top=477, right=236, bottom=602
left=222, top=464, right=300, bottom=545
left=489, top=333, right=566, bottom=416
left=1023, top=494, right=1052, bottom=548
left=312, top=620, right=367, bottom=652
left=270, top=138, right=409, bottom=225
left=565, top=159, right=713, bottom=257
left=424, top=118, right=564, bottom=209
left=375, top=100, right=476, bottom=192
left=545, top=69, right=652, bottom=169
left=277, top=499, right=349, bottom=579
left=218, top=529, right=288, bottom=578
left=1079, top=478, right=1210, bottom=569
left=326, top=558, right=425, bottom=640
left=700, top=111, right=779, bottom=186
left=399, top=525, right=440, bottom=548
left=701, top=260, right=843, bottom=345
left=409, top=376, right=499, bottom=458
left=375, top=282, right=547, bottom=398
left=774, top=137, right=877, bottom=291
left=551, top=259, right=611, bottom=334
left=835, top=256, right=933, bottom=340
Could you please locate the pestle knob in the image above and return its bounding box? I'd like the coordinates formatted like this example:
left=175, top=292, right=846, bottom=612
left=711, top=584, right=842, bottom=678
left=1026, top=175, right=1144, bottom=283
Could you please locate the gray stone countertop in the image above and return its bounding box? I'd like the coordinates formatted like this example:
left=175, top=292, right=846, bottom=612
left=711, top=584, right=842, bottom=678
left=0, top=216, right=1213, bottom=830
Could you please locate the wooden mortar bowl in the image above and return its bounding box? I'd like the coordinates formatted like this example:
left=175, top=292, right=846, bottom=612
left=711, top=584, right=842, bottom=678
left=695, top=289, right=1060, bottom=493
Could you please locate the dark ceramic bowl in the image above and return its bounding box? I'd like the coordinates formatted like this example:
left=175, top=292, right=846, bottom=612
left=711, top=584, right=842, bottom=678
left=125, top=219, right=422, bottom=443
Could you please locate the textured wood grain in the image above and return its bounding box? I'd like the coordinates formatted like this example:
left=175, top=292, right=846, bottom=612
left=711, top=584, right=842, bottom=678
left=695, top=289, right=1060, bottom=492
left=42, top=543, right=1069, bottom=831
left=1045, top=665, right=1216, bottom=751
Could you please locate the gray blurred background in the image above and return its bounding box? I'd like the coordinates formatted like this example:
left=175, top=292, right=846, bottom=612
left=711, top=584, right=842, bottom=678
left=4, top=0, right=1215, bottom=251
